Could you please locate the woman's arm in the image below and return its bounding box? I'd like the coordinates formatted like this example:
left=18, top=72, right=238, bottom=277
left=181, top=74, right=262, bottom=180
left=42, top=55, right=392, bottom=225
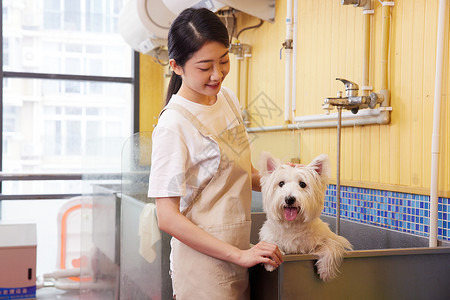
left=251, top=165, right=261, bottom=192
left=156, top=196, right=282, bottom=268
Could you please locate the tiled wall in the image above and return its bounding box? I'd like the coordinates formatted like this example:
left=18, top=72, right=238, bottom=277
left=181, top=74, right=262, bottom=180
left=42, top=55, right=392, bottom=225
left=323, top=185, right=449, bottom=241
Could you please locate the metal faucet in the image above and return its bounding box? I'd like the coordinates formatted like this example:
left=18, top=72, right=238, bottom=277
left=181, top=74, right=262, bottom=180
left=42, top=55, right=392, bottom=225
left=323, top=78, right=383, bottom=114
left=322, top=77, right=383, bottom=235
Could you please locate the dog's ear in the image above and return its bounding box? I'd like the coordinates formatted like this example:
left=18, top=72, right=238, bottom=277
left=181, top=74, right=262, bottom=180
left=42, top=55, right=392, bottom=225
left=258, top=151, right=279, bottom=175
left=308, top=154, right=331, bottom=179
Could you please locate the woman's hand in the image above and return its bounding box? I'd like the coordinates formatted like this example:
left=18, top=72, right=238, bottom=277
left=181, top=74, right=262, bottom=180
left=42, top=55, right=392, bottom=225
left=236, top=241, right=283, bottom=269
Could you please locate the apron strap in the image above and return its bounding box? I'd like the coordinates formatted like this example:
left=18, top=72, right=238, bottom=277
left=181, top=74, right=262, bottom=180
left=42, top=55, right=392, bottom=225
left=162, top=102, right=212, bottom=137
left=221, top=88, right=245, bottom=125
left=160, top=89, right=244, bottom=137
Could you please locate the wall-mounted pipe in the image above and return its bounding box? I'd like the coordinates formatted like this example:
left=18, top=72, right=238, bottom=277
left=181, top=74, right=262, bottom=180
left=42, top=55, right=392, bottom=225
left=250, top=33, right=393, bottom=132
left=249, top=0, right=391, bottom=133
left=236, top=58, right=241, bottom=107
left=429, top=0, right=447, bottom=248
left=230, top=41, right=252, bottom=125
left=246, top=124, right=299, bottom=133
left=294, top=106, right=390, bottom=122
left=246, top=107, right=391, bottom=132
left=242, top=52, right=251, bottom=126
left=291, top=0, right=298, bottom=118
left=361, top=3, right=373, bottom=97
left=284, top=0, right=294, bottom=122
left=379, top=1, right=391, bottom=107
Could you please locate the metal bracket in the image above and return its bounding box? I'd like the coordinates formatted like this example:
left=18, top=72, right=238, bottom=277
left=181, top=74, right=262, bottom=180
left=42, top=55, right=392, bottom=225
left=280, top=39, right=293, bottom=59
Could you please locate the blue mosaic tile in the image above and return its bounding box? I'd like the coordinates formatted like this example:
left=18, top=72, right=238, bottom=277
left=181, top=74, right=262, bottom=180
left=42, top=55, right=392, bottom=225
left=323, top=184, right=450, bottom=241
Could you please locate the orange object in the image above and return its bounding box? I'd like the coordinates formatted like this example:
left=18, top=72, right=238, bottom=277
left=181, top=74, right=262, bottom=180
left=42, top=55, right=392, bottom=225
left=59, top=202, right=92, bottom=282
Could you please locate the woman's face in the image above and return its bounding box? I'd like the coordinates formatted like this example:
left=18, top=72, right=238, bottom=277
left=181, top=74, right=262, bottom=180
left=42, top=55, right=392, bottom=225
left=171, top=41, right=230, bottom=105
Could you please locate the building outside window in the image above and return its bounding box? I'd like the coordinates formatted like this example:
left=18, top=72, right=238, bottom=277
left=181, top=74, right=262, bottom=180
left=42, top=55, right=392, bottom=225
left=1, top=0, right=135, bottom=276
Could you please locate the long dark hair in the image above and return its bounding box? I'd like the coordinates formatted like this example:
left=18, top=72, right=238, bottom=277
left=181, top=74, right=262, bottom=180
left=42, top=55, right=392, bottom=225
left=165, top=8, right=230, bottom=104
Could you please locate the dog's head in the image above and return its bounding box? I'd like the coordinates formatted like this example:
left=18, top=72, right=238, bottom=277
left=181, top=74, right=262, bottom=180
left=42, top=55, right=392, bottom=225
left=258, top=152, right=331, bottom=223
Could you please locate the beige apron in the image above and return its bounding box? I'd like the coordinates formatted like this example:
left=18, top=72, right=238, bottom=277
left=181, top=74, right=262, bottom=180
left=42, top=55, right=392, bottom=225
left=163, top=90, right=252, bottom=300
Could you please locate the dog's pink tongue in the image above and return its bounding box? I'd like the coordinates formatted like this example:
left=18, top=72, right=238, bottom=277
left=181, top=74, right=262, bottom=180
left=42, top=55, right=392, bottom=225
left=284, top=207, right=298, bottom=221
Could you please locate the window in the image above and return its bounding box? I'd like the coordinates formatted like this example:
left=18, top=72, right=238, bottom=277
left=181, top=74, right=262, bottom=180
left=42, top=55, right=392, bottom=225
left=2, top=38, right=8, bottom=67
left=43, top=0, right=61, bottom=30
left=1, top=0, right=137, bottom=276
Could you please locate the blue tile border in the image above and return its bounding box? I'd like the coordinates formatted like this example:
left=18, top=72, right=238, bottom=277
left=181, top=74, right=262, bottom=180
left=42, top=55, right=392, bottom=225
left=323, top=184, right=450, bottom=241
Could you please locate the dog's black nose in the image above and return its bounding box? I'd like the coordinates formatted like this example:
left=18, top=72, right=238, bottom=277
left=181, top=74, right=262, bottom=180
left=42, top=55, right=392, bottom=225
left=285, top=196, right=296, bottom=206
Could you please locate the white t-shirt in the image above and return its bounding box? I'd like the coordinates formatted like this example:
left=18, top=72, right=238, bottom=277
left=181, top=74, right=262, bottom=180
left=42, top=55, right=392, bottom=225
left=147, top=86, right=242, bottom=212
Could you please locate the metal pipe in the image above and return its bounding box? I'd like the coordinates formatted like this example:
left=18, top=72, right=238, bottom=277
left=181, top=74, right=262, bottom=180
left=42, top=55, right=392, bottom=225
left=336, top=107, right=342, bottom=235
left=246, top=124, right=299, bottom=133
left=429, top=0, right=447, bottom=248
left=379, top=1, right=392, bottom=109
left=361, top=4, right=372, bottom=96
left=244, top=53, right=251, bottom=111
left=295, top=107, right=384, bottom=122
left=246, top=110, right=390, bottom=132
left=236, top=58, right=241, bottom=107
left=380, top=3, right=390, bottom=91
left=291, top=0, right=298, bottom=117
left=284, top=0, right=293, bottom=122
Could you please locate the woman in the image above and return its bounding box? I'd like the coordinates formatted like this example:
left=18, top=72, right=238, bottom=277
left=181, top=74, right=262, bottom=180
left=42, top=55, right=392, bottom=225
left=148, top=8, right=283, bottom=299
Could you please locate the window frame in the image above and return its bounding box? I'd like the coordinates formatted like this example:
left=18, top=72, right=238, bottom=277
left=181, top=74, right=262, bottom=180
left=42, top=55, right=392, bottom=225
left=0, top=2, right=140, bottom=195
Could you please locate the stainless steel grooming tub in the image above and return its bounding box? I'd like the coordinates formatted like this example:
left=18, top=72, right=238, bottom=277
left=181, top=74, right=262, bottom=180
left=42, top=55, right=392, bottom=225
left=249, top=212, right=450, bottom=300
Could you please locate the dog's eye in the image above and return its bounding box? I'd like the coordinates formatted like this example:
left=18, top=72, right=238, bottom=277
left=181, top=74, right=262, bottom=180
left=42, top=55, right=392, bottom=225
left=278, top=181, right=285, bottom=187
left=299, top=181, right=307, bottom=188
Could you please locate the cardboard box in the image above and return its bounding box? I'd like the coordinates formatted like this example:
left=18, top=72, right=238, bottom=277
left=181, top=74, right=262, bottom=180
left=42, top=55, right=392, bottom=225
left=0, top=223, right=37, bottom=299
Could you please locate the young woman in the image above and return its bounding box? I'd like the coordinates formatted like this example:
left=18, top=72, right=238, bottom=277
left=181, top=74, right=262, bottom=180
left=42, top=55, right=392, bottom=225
left=148, top=8, right=283, bottom=299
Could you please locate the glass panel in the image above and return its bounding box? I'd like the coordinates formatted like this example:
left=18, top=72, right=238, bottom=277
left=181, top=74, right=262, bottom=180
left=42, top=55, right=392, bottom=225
left=80, top=175, right=121, bottom=299
left=116, top=132, right=173, bottom=299
left=2, top=78, right=132, bottom=173
left=1, top=1, right=134, bottom=295
left=76, top=133, right=156, bottom=299
left=3, top=0, right=132, bottom=77
left=1, top=78, right=132, bottom=279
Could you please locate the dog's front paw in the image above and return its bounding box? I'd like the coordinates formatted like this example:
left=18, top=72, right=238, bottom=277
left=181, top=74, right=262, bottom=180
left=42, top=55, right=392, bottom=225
left=263, top=263, right=277, bottom=272
left=316, top=261, right=338, bottom=282
left=315, top=248, right=345, bottom=282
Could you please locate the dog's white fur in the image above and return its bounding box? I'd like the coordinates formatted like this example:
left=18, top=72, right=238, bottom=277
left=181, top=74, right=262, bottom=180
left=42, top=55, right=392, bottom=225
left=258, top=152, right=352, bottom=282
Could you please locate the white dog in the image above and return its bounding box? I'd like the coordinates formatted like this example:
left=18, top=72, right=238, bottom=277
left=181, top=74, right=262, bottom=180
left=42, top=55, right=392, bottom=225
left=258, top=152, right=352, bottom=282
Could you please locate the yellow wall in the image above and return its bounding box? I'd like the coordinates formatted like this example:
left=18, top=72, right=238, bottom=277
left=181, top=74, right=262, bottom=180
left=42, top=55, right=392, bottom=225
left=140, top=0, right=450, bottom=196
left=139, top=53, right=165, bottom=133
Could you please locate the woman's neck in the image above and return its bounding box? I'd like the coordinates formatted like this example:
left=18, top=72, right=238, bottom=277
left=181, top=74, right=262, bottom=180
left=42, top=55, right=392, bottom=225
left=177, top=85, right=217, bottom=106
